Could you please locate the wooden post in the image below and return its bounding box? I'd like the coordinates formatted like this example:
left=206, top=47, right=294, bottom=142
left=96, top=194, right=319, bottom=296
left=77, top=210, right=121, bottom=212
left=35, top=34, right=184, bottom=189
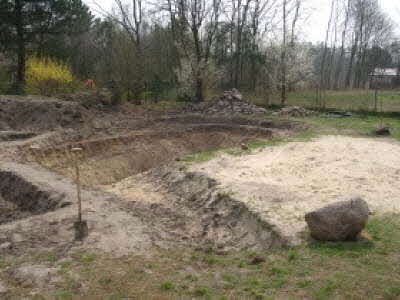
left=73, top=148, right=82, bottom=223
left=380, top=91, right=384, bottom=129
left=72, top=147, right=88, bottom=241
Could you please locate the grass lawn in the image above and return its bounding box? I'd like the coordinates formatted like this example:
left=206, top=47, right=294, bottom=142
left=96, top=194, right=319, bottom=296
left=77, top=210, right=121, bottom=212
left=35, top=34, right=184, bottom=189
left=247, top=89, right=400, bottom=113
left=1, top=215, right=399, bottom=299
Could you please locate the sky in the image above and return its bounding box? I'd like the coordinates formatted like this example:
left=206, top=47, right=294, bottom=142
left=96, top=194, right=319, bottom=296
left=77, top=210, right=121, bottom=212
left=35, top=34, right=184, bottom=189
left=85, top=0, right=400, bottom=43
left=305, top=0, right=399, bottom=42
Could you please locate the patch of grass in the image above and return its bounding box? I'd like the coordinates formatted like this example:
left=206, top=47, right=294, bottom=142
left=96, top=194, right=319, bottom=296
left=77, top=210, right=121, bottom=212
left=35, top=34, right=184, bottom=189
left=6, top=215, right=400, bottom=299
left=269, top=278, right=287, bottom=289
left=59, top=260, right=73, bottom=271
left=251, top=89, right=400, bottom=113
left=309, top=240, right=375, bottom=258
left=0, top=259, right=7, bottom=269
left=202, top=254, right=225, bottom=266
left=314, top=280, right=338, bottom=299
left=296, top=280, right=314, bottom=288
left=34, top=251, right=58, bottom=263
left=384, top=286, right=400, bottom=299
left=98, top=276, right=113, bottom=286
left=54, top=290, right=75, bottom=300
left=181, top=150, right=220, bottom=163
left=182, top=129, right=317, bottom=164
left=192, top=286, right=213, bottom=297
left=160, top=281, right=175, bottom=291
left=270, top=266, right=289, bottom=276
left=71, top=252, right=97, bottom=263
left=287, top=250, right=300, bottom=262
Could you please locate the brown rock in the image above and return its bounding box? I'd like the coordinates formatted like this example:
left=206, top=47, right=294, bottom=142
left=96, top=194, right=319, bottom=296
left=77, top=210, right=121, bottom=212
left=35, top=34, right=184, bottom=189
left=305, top=198, right=370, bottom=241
left=250, top=256, right=266, bottom=265
left=374, top=127, right=391, bottom=136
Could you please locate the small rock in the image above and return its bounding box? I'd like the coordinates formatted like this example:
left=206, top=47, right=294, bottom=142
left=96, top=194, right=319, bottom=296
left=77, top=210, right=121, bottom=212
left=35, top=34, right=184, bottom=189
left=250, top=256, right=266, bottom=265
left=305, top=197, right=370, bottom=241
left=374, top=127, right=391, bottom=136
left=241, top=143, right=249, bottom=151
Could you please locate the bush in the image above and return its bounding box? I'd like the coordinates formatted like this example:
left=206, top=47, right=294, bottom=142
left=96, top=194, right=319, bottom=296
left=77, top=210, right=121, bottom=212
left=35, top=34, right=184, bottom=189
left=26, top=57, right=78, bottom=96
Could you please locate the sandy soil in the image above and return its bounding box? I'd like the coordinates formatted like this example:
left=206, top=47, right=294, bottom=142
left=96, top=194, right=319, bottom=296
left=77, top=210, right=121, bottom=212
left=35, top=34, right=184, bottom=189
left=190, top=135, right=400, bottom=244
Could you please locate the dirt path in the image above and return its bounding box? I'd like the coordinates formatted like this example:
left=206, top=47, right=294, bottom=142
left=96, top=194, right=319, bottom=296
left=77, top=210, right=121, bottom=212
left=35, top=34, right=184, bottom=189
left=190, top=135, right=400, bottom=243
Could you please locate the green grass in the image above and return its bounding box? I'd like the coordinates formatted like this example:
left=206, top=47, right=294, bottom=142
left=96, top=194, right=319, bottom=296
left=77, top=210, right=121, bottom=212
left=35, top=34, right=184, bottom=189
left=3, top=215, right=399, bottom=299
left=181, top=130, right=317, bottom=164
left=247, top=89, right=400, bottom=113
left=301, top=114, right=400, bottom=141
left=181, top=111, right=400, bottom=165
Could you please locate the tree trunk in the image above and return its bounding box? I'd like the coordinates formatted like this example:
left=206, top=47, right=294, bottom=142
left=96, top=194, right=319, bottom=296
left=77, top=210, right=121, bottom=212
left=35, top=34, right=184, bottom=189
left=195, top=76, right=203, bottom=103
left=281, top=0, right=287, bottom=106
left=15, top=0, right=26, bottom=94
left=345, top=33, right=358, bottom=88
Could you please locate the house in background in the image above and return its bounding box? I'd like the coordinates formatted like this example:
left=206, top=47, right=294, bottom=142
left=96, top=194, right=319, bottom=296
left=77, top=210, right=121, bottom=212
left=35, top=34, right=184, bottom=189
left=368, top=67, right=400, bottom=89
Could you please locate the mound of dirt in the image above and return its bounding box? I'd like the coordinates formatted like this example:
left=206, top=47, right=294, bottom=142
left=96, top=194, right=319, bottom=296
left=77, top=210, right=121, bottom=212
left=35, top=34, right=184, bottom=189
left=0, top=95, right=90, bottom=131
left=185, top=89, right=267, bottom=115
left=58, top=89, right=112, bottom=108
left=272, top=106, right=317, bottom=117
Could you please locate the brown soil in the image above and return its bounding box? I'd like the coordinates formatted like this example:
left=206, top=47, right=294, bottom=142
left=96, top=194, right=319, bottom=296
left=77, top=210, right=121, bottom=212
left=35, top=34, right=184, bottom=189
left=22, top=116, right=303, bottom=187
left=0, top=95, right=306, bottom=256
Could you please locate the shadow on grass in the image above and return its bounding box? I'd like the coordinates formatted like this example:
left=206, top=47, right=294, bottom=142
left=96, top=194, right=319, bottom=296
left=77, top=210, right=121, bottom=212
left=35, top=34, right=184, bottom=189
left=307, top=215, right=400, bottom=258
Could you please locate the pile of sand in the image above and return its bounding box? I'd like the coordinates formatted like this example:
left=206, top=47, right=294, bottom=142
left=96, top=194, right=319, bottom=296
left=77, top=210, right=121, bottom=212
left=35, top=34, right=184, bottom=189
left=190, top=135, right=400, bottom=243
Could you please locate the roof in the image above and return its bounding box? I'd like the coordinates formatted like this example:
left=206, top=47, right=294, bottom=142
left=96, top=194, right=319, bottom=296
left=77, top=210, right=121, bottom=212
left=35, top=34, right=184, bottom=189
left=371, top=68, right=398, bottom=76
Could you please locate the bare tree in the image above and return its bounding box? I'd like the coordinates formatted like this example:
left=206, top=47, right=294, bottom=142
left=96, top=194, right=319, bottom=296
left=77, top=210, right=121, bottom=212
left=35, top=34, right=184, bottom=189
left=280, top=0, right=287, bottom=105
left=163, top=0, right=222, bottom=102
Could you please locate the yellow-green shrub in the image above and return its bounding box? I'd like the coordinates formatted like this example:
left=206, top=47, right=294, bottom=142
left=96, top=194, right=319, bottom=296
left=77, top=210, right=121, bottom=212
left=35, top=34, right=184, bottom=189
left=26, top=57, right=77, bottom=96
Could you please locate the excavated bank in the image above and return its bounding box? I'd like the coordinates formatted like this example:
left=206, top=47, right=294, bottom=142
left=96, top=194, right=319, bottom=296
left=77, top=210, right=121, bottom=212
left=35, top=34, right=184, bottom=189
left=24, top=120, right=293, bottom=187
left=0, top=167, right=70, bottom=224
left=0, top=162, right=289, bottom=255
left=107, top=165, right=290, bottom=251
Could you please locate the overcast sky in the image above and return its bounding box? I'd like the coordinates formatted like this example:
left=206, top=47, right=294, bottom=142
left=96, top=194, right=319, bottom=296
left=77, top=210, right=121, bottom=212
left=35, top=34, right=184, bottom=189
left=85, top=0, right=399, bottom=43
left=306, top=0, right=399, bottom=42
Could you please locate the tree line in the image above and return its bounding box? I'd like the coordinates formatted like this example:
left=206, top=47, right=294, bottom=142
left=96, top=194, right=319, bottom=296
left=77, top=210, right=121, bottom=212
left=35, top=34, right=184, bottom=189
left=0, top=0, right=398, bottom=104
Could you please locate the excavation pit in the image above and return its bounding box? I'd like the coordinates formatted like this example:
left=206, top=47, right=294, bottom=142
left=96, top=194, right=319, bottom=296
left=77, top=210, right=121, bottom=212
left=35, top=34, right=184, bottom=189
left=0, top=114, right=310, bottom=253
left=24, top=116, right=304, bottom=187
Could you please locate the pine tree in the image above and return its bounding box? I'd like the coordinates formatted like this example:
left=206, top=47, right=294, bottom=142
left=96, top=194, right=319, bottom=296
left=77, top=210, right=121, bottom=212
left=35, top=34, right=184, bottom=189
left=0, top=0, right=92, bottom=93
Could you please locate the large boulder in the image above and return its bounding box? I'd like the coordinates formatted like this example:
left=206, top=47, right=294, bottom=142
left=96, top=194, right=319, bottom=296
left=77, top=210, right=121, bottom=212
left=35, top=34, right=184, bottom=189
left=305, top=198, right=370, bottom=241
